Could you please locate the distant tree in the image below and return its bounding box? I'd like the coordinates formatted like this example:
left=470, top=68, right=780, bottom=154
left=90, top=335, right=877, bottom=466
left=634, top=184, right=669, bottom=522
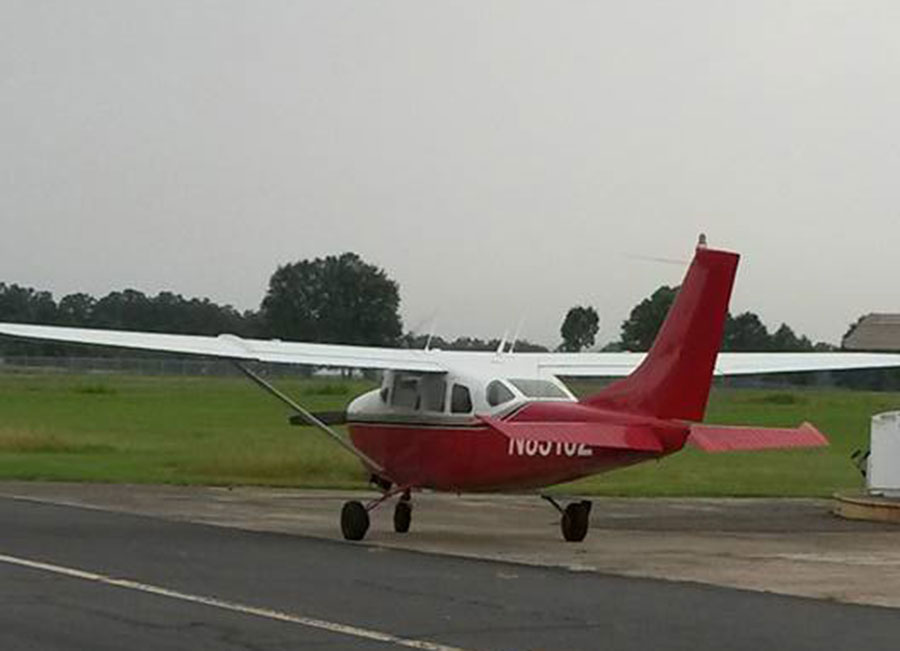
left=722, top=312, right=770, bottom=351
left=261, top=252, right=402, bottom=346
left=88, top=290, right=255, bottom=336
left=90, top=289, right=152, bottom=330
left=506, top=339, right=550, bottom=353
left=0, top=283, right=59, bottom=355
left=171, top=295, right=252, bottom=336
left=401, top=333, right=449, bottom=350
left=481, top=337, right=548, bottom=353
left=57, top=293, right=96, bottom=326
left=559, top=306, right=600, bottom=352
left=610, top=285, right=826, bottom=354
left=238, top=309, right=265, bottom=338
left=400, top=333, right=548, bottom=352
left=0, top=283, right=57, bottom=324
left=620, top=286, right=677, bottom=351
left=0, top=279, right=263, bottom=357
left=445, top=336, right=487, bottom=351
left=770, top=323, right=813, bottom=352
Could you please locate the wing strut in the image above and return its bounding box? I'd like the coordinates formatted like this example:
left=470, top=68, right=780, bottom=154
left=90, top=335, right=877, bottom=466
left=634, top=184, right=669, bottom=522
left=233, top=362, right=385, bottom=474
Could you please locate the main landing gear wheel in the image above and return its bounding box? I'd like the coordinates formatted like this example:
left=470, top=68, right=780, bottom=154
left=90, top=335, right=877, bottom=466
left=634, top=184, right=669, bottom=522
left=561, top=500, right=592, bottom=542
left=341, top=500, right=370, bottom=541
left=393, top=500, right=412, bottom=533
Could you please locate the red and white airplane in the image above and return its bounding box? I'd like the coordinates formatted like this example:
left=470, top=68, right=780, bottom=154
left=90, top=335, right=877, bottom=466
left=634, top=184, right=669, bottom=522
left=2, top=239, right=900, bottom=542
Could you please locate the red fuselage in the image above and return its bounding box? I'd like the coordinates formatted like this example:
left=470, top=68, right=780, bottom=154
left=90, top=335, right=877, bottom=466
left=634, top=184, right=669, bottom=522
left=347, top=245, right=740, bottom=494
left=349, top=401, right=690, bottom=491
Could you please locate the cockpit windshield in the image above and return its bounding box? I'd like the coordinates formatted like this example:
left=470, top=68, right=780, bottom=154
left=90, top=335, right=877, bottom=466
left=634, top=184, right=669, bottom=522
left=508, top=378, right=569, bottom=399
left=486, top=380, right=516, bottom=407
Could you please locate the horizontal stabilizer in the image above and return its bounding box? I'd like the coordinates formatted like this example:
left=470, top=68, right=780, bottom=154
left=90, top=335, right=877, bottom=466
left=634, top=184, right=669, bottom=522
left=688, top=422, right=828, bottom=452
left=478, top=416, right=664, bottom=452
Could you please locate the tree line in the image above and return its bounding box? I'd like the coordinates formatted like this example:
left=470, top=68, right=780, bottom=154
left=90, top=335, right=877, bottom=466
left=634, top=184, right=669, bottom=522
left=0, top=253, right=549, bottom=356
left=0, top=283, right=258, bottom=356
left=581, top=285, right=837, bottom=353
left=558, top=287, right=900, bottom=390
left=0, top=253, right=861, bottom=358
left=558, top=287, right=834, bottom=355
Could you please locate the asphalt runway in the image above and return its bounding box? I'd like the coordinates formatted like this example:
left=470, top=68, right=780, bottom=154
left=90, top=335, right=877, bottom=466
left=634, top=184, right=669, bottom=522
left=1, top=497, right=899, bottom=650
left=5, top=483, right=900, bottom=608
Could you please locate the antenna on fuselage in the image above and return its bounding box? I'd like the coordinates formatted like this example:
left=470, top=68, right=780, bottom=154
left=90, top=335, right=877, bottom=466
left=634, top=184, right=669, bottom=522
left=509, top=315, right=526, bottom=353
left=495, top=330, right=509, bottom=355
left=424, top=315, right=439, bottom=351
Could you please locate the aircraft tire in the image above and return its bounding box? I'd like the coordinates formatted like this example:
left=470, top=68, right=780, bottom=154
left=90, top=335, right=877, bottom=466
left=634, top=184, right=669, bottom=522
left=561, top=501, right=591, bottom=542
left=393, top=501, right=412, bottom=533
left=341, top=500, right=370, bottom=541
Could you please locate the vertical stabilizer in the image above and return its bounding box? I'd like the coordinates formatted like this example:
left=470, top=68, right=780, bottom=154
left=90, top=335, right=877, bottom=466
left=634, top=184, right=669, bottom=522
left=583, top=241, right=739, bottom=421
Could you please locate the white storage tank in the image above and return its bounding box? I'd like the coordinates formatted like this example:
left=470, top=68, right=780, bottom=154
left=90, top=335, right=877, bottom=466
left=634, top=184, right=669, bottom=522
left=868, top=411, right=900, bottom=497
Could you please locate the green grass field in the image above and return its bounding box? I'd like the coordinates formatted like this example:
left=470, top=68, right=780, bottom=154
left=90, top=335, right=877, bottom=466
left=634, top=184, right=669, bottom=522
left=0, top=372, right=897, bottom=496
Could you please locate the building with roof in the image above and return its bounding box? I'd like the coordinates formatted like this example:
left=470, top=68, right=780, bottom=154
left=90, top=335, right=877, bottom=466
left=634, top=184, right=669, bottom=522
left=843, top=314, right=900, bottom=352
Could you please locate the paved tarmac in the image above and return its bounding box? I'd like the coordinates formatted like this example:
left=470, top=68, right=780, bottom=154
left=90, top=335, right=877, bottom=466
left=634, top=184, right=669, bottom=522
left=3, top=482, right=900, bottom=608
left=2, top=494, right=900, bottom=651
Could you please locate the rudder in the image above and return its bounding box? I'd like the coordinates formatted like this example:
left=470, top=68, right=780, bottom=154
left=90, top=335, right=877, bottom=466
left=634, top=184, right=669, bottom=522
left=583, top=241, right=739, bottom=421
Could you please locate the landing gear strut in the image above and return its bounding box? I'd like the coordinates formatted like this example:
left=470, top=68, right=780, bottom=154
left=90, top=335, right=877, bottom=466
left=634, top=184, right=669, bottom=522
left=340, top=486, right=413, bottom=541
left=543, top=496, right=593, bottom=542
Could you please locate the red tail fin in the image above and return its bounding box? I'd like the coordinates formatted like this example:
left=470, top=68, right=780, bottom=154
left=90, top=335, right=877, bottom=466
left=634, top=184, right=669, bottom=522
left=583, top=242, right=739, bottom=421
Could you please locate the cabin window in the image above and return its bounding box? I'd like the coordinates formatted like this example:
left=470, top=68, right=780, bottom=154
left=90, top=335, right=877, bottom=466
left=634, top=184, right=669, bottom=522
left=391, top=376, right=419, bottom=409
left=486, top=380, right=515, bottom=407
left=389, top=373, right=446, bottom=412
left=450, top=384, right=472, bottom=413
left=419, top=376, right=447, bottom=412
left=508, top=378, right=568, bottom=399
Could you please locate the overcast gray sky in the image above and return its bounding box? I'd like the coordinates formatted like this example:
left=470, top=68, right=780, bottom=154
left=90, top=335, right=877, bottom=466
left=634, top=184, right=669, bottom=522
left=2, top=1, right=899, bottom=347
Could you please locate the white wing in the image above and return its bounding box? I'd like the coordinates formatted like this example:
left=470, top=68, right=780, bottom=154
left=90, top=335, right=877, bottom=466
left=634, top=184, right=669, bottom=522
left=530, top=351, right=900, bottom=377
left=0, top=322, right=444, bottom=373
left=714, top=352, right=900, bottom=376
left=2, top=321, right=900, bottom=376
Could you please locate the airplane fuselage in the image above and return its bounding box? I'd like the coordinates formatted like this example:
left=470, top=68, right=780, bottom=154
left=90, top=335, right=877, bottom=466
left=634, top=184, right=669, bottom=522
left=346, top=369, right=689, bottom=491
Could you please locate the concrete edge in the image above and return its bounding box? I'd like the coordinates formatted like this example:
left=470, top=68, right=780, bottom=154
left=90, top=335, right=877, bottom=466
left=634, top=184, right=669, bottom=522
left=833, top=492, right=900, bottom=524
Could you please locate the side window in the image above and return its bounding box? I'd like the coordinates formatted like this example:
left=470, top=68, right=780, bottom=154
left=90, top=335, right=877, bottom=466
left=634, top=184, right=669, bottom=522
left=486, top=380, right=515, bottom=407
left=391, top=376, right=419, bottom=409
left=450, top=384, right=472, bottom=414
left=420, top=376, right=447, bottom=412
